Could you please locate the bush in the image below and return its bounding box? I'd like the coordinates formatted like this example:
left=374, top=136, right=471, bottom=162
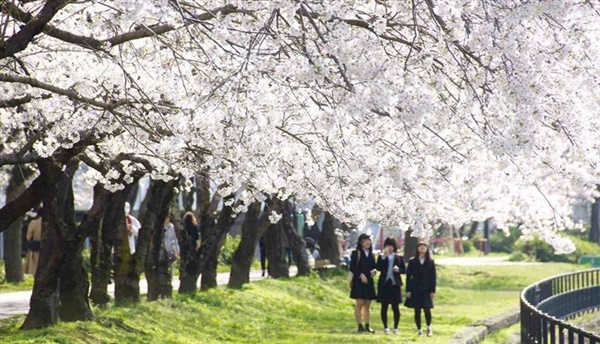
left=513, top=233, right=600, bottom=263
left=508, top=252, right=530, bottom=262
left=219, top=234, right=241, bottom=265
left=462, top=240, right=474, bottom=254
left=489, top=227, right=522, bottom=253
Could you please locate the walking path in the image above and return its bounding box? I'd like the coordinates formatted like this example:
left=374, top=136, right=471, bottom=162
left=0, top=255, right=522, bottom=320
left=0, top=269, right=268, bottom=320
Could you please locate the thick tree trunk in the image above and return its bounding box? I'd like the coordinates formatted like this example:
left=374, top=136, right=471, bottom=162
left=178, top=176, right=215, bottom=293
left=199, top=198, right=235, bottom=291
left=90, top=190, right=121, bottom=306
left=21, top=161, right=65, bottom=330
left=3, top=165, right=34, bottom=283
left=403, top=229, right=419, bottom=262
left=318, top=211, right=340, bottom=267
left=590, top=187, right=600, bottom=244
left=467, top=221, right=479, bottom=239
left=264, top=202, right=289, bottom=279
left=143, top=180, right=176, bottom=301
left=281, top=201, right=310, bottom=276
left=113, top=183, right=140, bottom=304
left=228, top=202, right=266, bottom=288
left=56, top=165, right=95, bottom=322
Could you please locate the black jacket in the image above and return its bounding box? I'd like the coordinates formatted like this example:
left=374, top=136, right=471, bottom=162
left=406, top=257, right=437, bottom=294
left=376, top=254, right=406, bottom=287
left=349, top=249, right=376, bottom=284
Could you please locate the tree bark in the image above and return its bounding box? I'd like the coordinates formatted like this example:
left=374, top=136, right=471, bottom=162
left=199, top=197, right=235, bottom=291
left=318, top=211, right=340, bottom=267
left=403, top=229, right=419, bottom=262
left=467, top=221, right=479, bottom=239
left=590, top=186, right=600, bottom=244
left=178, top=176, right=216, bottom=293
left=89, top=189, right=122, bottom=306
left=228, top=202, right=267, bottom=288
left=3, top=165, right=34, bottom=283
left=112, top=183, right=140, bottom=304
left=143, top=180, right=176, bottom=301
left=281, top=201, right=310, bottom=276
left=21, top=160, right=65, bottom=329
left=56, top=165, right=99, bottom=322
left=264, top=199, right=289, bottom=279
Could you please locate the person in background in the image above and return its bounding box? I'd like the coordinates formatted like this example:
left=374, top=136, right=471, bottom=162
left=163, top=215, right=180, bottom=278
left=23, top=207, right=43, bottom=276
left=124, top=202, right=141, bottom=255
left=376, top=237, right=406, bottom=334
left=405, top=242, right=437, bottom=337
left=183, top=211, right=200, bottom=251
left=259, top=236, right=267, bottom=277
left=349, top=233, right=377, bottom=333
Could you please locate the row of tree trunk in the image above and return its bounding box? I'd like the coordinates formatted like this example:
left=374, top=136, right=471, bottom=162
left=1, top=159, right=316, bottom=330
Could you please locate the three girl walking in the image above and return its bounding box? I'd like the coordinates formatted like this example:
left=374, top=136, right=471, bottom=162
left=349, top=234, right=437, bottom=337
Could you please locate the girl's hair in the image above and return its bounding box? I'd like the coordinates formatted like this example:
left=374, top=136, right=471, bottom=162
left=383, top=236, right=398, bottom=253
left=183, top=211, right=197, bottom=227
left=358, top=236, right=373, bottom=255
left=415, top=242, right=431, bottom=262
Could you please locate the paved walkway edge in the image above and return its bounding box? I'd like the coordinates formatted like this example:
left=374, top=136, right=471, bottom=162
left=449, top=308, right=520, bottom=344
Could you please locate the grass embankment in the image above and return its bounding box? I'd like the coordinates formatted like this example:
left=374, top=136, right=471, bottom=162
left=0, top=261, right=584, bottom=343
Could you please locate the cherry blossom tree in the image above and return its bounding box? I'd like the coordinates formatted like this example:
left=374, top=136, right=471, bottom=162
left=2, top=0, right=600, bottom=327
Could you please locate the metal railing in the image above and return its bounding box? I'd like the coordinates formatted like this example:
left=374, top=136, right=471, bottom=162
left=520, top=268, right=600, bottom=343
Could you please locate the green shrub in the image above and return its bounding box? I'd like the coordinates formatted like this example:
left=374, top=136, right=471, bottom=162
left=508, top=252, right=530, bottom=262
left=490, top=227, right=522, bottom=253
left=462, top=240, right=474, bottom=253
left=219, top=234, right=241, bottom=265
left=513, top=233, right=600, bottom=263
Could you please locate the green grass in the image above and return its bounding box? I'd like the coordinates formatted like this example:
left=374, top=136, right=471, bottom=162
left=482, top=323, right=520, bottom=343
left=0, top=261, right=587, bottom=343
left=0, top=260, right=35, bottom=293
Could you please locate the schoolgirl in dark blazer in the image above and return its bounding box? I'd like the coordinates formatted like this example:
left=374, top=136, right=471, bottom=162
left=349, top=233, right=377, bottom=333
left=405, top=242, right=437, bottom=336
left=376, top=237, right=406, bottom=334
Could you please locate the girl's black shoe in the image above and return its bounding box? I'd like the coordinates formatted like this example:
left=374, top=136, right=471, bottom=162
left=364, top=323, right=375, bottom=333
left=357, top=324, right=365, bottom=333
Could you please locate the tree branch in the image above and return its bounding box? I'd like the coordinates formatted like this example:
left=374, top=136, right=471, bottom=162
left=0, top=0, right=70, bottom=59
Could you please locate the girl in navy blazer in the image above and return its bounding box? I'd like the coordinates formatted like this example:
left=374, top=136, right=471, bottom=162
left=405, top=242, right=437, bottom=336
left=376, top=237, right=406, bottom=334
left=349, top=233, right=377, bottom=333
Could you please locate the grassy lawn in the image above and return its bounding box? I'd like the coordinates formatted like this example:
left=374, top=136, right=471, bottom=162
left=0, top=261, right=586, bottom=343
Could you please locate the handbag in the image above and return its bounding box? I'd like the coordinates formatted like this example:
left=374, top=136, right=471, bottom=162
left=403, top=295, right=415, bottom=308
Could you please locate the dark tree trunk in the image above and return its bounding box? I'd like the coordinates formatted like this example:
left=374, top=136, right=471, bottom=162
left=467, top=221, right=479, bottom=239
left=143, top=180, right=176, bottom=301
left=318, top=211, right=340, bottom=267
left=281, top=201, right=310, bottom=276
left=21, top=160, right=65, bottom=330
left=199, top=197, right=235, bottom=291
left=403, top=229, right=419, bottom=262
left=264, top=199, right=289, bottom=279
left=3, top=165, right=34, bottom=283
left=112, top=183, right=140, bottom=304
left=56, top=165, right=99, bottom=322
left=590, top=187, right=600, bottom=244
left=90, top=189, right=122, bottom=306
left=178, top=176, right=216, bottom=293
left=228, top=202, right=267, bottom=288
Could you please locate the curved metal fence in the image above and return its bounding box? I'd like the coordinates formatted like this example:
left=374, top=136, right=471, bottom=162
left=520, top=268, right=600, bottom=343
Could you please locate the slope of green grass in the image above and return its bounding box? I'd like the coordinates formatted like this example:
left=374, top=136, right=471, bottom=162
left=0, top=261, right=586, bottom=343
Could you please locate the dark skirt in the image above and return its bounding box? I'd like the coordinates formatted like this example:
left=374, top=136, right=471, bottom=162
left=350, top=279, right=377, bottom=300
left=405, top=289, right=434, bottom=309
left=377, top=280, right=402, bottom=304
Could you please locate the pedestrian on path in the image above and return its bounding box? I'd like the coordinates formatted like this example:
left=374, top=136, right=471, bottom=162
left=23, top=207, right=43, bottom=276
left=349, top=233, right=377, bottom=333
left=376, top=237, right=406, bottom=334
left=405, top=242, right=437, bottom=337
left=163, top=215, right=180, bottom=278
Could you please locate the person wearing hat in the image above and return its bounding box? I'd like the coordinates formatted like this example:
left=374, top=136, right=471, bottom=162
left=405, top=242, right=437, bottom=337
left=349, top=233, right=377, bottom=333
